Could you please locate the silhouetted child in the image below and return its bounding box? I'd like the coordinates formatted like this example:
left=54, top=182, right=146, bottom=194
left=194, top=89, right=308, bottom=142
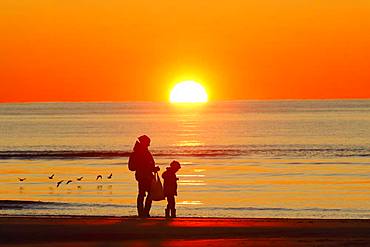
left=162, top=160, right=181, bottom=218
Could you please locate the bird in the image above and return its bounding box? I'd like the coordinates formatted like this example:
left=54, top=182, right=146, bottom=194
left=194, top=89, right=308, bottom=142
left=48, top=174, right=54, bottom=179
left=96, top=175, right=103, bottom=180
left=66, top=180, right=73, bottom=184
left=56, top=180, right=64, bottom=187
left=18, top=178, right=26, bottom=182
left=77, top=177, right=83, bottom=181
left=107, top=173, right=112, bottom=179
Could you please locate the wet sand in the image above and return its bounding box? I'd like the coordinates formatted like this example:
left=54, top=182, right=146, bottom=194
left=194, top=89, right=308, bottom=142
left=0, top=216, right=369, bottom=246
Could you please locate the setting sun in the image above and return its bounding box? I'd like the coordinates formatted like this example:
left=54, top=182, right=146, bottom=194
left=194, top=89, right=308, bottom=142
left=170, top=81, right=208, bottom=103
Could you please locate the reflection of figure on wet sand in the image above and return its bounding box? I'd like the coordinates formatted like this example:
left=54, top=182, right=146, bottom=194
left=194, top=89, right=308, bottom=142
left=18, top=186, right=24, bottom=194
left=128, top=135, right=160, bottom=218
left=48, top=186, right=54, bottom=195
left=97, top=185, right=103, bottom=190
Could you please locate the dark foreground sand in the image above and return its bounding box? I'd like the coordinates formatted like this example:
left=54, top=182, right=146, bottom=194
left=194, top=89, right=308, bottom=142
left=0, top=216, right=369, bottom=246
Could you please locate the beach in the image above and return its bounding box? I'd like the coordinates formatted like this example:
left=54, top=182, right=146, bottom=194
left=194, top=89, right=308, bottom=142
left=1, top=101, right=370, bottom=219
left=1, top=216, right=369, bottom=246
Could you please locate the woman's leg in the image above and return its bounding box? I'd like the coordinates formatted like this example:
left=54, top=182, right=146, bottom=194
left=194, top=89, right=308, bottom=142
left=143, top=179, right=152, bottom=217
left=137, top=181, right=145, bottom=217
left=144, top=194, right=152, bottom=217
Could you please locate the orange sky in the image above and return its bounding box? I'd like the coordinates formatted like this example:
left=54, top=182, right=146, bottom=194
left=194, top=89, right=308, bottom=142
left=1, top=1, right=370, bottom=102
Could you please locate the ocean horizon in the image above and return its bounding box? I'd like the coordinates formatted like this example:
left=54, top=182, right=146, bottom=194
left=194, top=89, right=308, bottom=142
left=0, top=99, right=369, bottom=218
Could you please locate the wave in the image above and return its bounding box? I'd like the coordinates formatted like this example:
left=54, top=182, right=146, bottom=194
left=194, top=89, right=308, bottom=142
left=0, top=200, right=135, bottom=210
left=0, top=151, right=132, bottom=160
left=0, top=200, right=67, bottom=210
left=199, top=207, right=343, bottom=212
left=175, top=206, right=370, bottom=213
left=0, top=146, right=369, bottom=159
left=0, top=149, right=246, bottom=159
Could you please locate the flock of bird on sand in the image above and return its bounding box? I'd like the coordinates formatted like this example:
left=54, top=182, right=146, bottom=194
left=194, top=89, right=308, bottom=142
left=17, top=173, right=113, bottom=187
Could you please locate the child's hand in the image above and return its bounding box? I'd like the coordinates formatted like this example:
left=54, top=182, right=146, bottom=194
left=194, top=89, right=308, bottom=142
left=154, top=166, right=160, bottom=172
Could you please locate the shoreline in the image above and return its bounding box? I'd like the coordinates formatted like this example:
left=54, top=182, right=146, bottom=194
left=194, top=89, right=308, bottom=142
left=1, top=216, right=369, bottom=246
left=1, top=214, right=370, bottom=220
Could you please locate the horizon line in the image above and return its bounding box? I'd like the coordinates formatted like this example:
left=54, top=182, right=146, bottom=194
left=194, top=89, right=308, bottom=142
left=0, top=97, right=370, bottom=104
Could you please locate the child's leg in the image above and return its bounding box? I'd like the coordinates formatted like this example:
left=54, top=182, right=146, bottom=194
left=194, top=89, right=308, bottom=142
left=167, top=195, right=176, bottom=217
left=167, top=195, right=175, bottom=209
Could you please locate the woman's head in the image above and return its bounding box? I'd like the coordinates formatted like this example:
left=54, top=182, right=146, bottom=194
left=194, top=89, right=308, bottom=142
left=138, top=135, right=151, bottom=147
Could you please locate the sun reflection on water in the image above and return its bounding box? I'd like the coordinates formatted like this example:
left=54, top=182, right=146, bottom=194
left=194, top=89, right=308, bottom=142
left=179, top=180, right=206, bottom=186
left=175, top=140, right=203, bottom=147
left=178, top=174, right=205, bottom=177
left=178, top=200, right=203, bottom=205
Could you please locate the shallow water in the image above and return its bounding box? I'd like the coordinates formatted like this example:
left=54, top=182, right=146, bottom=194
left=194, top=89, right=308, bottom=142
left=0, top=100, right=369, bottom=218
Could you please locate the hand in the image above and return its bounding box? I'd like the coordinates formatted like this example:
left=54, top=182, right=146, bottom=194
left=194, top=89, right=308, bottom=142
left=154, top=166, right=160, bottom=172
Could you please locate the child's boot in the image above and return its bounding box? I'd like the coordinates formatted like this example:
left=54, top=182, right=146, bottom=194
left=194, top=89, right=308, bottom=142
left=165, top=208, right=170, bottom=218
left=170, top=208, right=176, bottom=218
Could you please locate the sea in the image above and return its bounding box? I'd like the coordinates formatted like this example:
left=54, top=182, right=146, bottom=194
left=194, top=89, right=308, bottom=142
left=0, top=100, right=369, bottom=218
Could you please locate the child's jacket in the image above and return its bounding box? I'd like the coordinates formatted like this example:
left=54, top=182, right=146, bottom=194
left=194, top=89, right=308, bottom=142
left=162, top=167, right=178, bottom=196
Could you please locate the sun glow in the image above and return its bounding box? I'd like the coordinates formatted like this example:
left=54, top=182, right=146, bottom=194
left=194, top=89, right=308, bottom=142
left=170, top=81, right=208, bottom=103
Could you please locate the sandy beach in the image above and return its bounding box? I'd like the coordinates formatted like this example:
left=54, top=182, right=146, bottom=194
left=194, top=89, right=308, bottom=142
left=0, top=216, right=369, bottom=246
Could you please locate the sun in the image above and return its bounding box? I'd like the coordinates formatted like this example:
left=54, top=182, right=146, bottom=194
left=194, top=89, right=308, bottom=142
left=170, top=80, right=208, bottom=103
